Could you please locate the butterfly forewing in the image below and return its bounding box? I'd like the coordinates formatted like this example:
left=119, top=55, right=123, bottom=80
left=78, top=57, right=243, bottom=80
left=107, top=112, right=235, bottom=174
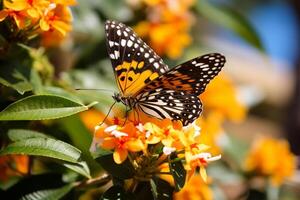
left=105, top=20, right=169, bottom=96
left=141, top=53, right=226, bottom=96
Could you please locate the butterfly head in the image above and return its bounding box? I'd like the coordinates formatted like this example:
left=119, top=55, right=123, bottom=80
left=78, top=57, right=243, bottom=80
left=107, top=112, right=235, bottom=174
left=112, top=93, right=136, bottom=108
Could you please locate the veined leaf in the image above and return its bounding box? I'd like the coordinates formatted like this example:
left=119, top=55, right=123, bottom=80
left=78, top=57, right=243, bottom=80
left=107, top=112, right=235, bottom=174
left=0, top=137, right=81, bottom=163
left=20, top=184, right=74, bottom=200
left=0, top=95, right=97, bottom=121
left=196, top=0, right=264, bottom=51
left=7, top=129, right=49, bottom=142
left=63, top=161, right=91, bottom=178
left=44, top=87, right=83, bottom=104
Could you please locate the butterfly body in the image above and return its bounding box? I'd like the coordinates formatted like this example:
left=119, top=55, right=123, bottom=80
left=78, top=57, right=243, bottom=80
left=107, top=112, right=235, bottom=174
left=105, top=20, right=226, bottom=126
left=112, top=92, right=137, bottom=109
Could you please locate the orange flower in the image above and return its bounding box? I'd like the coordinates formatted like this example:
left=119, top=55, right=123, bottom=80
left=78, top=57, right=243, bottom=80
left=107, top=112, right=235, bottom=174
left=0, top=155, right=29, bottom=182
left=173, top=174, right=213, bottom=200
left=80, top=109, right=108, bottom=132
left=91, top=115, right=221, bottom=184
left=51, top=0, right=77, bottom=6
left=40, top=4, right=73, bottom=47
left=244, top=137, right=296, bottom=186
left=134, top=0, right=194, bottom=58
left=40, top=4, right=72, bottom=36
left=94, top=122, right=146, bottom=164
left=200, top=75, right=247, bottom=123
left=3, top=0, right=50, bottom=18
left=195, top=112, right=224, bottom=155
left=0, top=8, right=28, bottom=29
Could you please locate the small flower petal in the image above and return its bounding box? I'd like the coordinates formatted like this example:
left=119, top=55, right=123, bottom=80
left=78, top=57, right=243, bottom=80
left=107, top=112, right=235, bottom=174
left=163, top=146, right=176, bottom=155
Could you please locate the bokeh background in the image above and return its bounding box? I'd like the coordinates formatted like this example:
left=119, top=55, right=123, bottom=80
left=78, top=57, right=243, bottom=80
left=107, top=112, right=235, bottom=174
left=1, top=0, right=300, bottom=199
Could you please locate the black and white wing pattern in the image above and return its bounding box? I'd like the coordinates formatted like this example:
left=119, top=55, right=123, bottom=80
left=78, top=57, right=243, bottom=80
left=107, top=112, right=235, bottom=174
left=134, top=53, right=226, bottom=126
left=141, top=53, right=226, bottom=96
left=135, top=88, right=202, bottom=126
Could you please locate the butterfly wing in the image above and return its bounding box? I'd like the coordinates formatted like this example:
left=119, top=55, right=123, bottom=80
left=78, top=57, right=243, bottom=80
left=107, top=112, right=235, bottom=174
left=142, top=53, right=226, bottom=95
left=136, top=88, right=202, bottom=126
left=105, top=20, right=169, bottom=96
left=134, top=53, right=226, bottom=125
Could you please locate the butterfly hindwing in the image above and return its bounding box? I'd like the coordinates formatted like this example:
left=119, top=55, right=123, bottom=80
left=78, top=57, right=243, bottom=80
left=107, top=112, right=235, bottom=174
left=136, top=88, right=202, bottom=126
left=141, top=53, right=226, bottom=96
left=105, top=20, right=169, bottom=96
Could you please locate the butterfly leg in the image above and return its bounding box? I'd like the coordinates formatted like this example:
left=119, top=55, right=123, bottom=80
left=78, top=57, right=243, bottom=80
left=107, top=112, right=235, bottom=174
left=122, top=106, right=132, bottom=126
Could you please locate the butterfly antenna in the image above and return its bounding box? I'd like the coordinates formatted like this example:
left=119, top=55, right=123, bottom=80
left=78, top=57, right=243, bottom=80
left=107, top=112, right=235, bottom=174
left=98, top=101, right=117, bottom=127
left=75, top=88, right=114, bottom=94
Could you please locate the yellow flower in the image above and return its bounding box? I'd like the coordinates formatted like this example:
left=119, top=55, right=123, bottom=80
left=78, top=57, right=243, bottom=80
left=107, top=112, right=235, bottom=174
left=3, top=0, right=50, bottom=18
left=244, top=137, right=296, bottom=186
left=40, top=4, right=72, bottom=36
left=0, top=155, right=29, bottom=182
left=40, top=4, right=73, bottom=47
left=94, top=122, right=146, bottom=164
left=195, top=112, right=224, bottom=155
left=134, top=0, right=194, bottom=59
left=91, top=114, right=221, bottom=185
left=200, top=75, right=247, bottom=123
left=173, top=174, right=213, bottom=200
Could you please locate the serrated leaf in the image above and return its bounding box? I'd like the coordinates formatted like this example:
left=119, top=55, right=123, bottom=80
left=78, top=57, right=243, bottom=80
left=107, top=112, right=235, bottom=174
left=95, top=154, right=135, bottom=180
left=150, top=177, right=174, bottom=200
left=169, top=153, right=186, bottom=191
left=63, top=161, right=91, bottom=178
left=196, top=0, right=264, bottom=50
left=0, top=137, right=81, bottom=163
left=7, top=129, right=49, bottom=142
left=20, top=184, right=74, bottom=200
left=100, top=185, right=127, bottom=200
left=0, top=95, right=92, bottom=121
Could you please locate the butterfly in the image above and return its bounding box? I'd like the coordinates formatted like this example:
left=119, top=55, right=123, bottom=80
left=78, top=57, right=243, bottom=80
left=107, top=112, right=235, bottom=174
left=105, top=20, right=226, bottom=126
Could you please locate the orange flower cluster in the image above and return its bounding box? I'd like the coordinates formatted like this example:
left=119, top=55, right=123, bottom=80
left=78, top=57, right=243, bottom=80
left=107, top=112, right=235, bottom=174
left=197, top=74, right=247, bottom=155
left=0, top=0, right=76, bottom=46
left=91, top=117, right=221, bottom=182
left=0, top=155, right=29, bottom=182
left=244, top=137, right=296, bottom=186
left=134, top=0, right=195, bottom=59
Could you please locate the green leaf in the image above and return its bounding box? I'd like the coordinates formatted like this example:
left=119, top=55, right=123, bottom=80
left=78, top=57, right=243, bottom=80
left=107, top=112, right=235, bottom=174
left=63, top=161, right=91, bottom=178
left=7, top=129, right=49, bottom=141
left=59, top=114, right=101, bottom=173
left=0, top=137, right=81, bottom=163
left=100, top=185, right=127, bottom=200
left=20, top=184, right=74, bottom=200
left=30, top=68, right=44, bottom=95
left=0, top=76, right=32, bottom=95
left=95, top=154, right=135, bottom=180
left=150, top=177, right=174, bottom=200
left=44, top=87, right=83, bottom=104
left=196, top=0, right=264, bottom=50
left=0, top=95, right=96, bottom=121
left=169, top=153, right=186, bottom=191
